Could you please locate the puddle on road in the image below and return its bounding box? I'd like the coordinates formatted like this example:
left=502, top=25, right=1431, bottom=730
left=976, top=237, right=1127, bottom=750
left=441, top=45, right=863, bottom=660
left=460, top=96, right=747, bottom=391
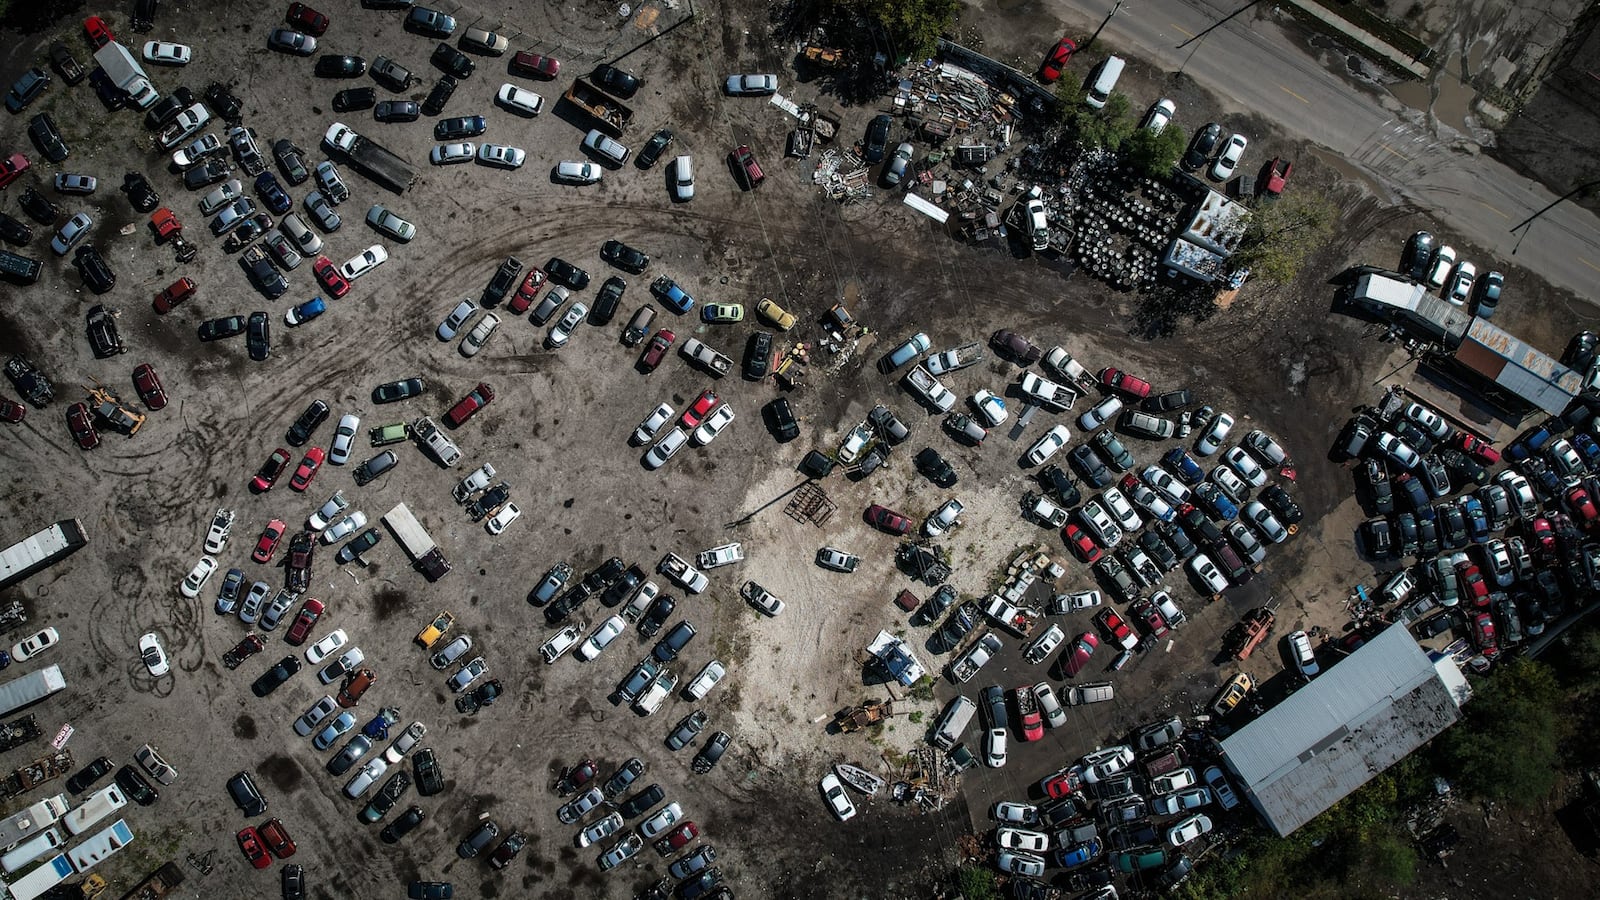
left=1307, top=147, right=1395, bottom=202
left=1388, top=52, right=1478, bottom=135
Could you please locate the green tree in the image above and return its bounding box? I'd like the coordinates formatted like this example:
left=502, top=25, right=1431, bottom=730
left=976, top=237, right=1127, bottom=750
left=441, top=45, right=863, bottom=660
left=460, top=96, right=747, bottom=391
left=1440, top=657, right=1566, bottom=806
left=1060, top=93, right=1134, bottom=151
left=829, top=0, right=960, bottom=60
left=1123, top=124, right=1186, bottom=178
left=1228, top=191, right=1337, bottom=283
left=953, top=863, right=997, bottom=899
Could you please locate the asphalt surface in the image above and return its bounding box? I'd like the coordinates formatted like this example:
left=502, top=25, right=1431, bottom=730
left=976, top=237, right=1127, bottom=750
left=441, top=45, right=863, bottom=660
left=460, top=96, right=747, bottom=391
left=1046, top=0, right=1600, bottom=305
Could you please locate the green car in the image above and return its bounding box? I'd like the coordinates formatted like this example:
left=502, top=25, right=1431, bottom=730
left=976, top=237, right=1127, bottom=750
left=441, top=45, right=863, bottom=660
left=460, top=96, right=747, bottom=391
left=701, top=302, right=744, bottom=324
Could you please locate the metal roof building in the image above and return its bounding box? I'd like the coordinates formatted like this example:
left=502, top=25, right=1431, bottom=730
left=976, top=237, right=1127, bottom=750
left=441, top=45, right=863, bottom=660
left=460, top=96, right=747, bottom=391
left=1218, top=625, right=1470, bottom=836
left=1451, top=317, right=1582, bottom=416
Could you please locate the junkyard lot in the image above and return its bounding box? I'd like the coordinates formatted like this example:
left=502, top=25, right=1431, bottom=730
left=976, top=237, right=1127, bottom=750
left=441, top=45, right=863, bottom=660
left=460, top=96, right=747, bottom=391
left=0, top=1, right=1556, bottom=898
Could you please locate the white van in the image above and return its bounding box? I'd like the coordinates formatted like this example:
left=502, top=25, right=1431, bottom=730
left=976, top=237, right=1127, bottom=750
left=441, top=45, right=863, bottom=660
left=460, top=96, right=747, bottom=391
left=1026, top=199, right=1049, bottom=251
left=672, top=155, right=694, bottom=202
left=1, top=829, right=63, bottom=874
left=66, top=818, right=133, bottom=873
left=583, top=129, right=631, bottom=165
left=63, top=784, right=127, bottom=836
left=1084, top=56, right=1126, bottom=109
left=931, top=695, right=977, bottom=751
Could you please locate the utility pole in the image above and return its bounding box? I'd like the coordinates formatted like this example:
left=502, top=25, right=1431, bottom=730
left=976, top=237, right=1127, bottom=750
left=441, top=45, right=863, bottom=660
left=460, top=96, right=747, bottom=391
left=1510, top=179, right=1600, bottom=255
left=1176, top=0, right=1265, bottom=77
left=1084, top=0, right=1129, bottom=52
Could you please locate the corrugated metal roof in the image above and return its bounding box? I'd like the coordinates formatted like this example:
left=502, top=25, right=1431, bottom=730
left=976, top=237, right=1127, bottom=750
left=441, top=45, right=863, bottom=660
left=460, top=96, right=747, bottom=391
left=1455, top=318, right=1580, bottom=416
left=1219, top=625, right=1463, bottom=836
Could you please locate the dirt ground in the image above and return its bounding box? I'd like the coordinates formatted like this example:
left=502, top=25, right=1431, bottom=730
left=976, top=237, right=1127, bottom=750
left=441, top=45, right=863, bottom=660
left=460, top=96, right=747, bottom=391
left=2, top=1, right=1600, bottom=899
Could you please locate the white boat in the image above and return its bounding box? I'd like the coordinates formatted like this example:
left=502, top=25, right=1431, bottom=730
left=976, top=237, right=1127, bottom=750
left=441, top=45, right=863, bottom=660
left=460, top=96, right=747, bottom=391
left=835, top=763, right=884, bottom=796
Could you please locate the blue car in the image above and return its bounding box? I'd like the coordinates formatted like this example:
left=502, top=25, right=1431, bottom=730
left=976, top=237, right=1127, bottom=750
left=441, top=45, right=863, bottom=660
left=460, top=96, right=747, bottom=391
left=1396, top=472, right=1432, bottom=516
left=1162, top=446, right=1204, bottom=485
left=650, top=276, right=694, bottom=314
left=1459, top=496, right=1489, bottom=543
left=254, top=172, right=291, bottom=214
left=1055, top=837, right=1102, bottom=869
left=285, top=296, right=326, bottom=326
left=1194, top=482, right=1238, bottom=521
left=1572, top=432, right=1600, bottom=471
left=1507, top=424, right=1554, bottom=462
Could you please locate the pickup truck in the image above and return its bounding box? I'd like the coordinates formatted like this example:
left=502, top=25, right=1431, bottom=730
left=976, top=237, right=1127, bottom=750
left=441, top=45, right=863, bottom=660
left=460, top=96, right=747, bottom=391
left=411, top=416, right=461, bottom=467
left=1023, top=491, right=1068, bottom=527
left=1019, top=372, right=1078, bottom=411
left=657, top=553, right=708, bottom=594
left=925, top=341, right=985, bottom=376
left=444, top=382, right=494, bottom=427
left=679, top=337, right=731, bottom=376
left=696, top=543, right=743, bottom=569
left=947, top=632, right=1002, bottom=683
left=904, top=365, right=956, bottom=412
left=452, top=463, right=496, bottom=503
left=983, top=594, right=1040, bottom=638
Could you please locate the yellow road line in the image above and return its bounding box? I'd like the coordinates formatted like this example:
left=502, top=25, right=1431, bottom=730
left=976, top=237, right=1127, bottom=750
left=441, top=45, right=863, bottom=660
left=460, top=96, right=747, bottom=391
left=1280, top=85, right=1310, bottom=104
left=1378, top=143, right=1410, bottom=161
left=1477, top=202, right=1509, bottom=220
left=1581, top=257, right=1600, bottom=274
left=1172, top=24, right=1195, bottom=38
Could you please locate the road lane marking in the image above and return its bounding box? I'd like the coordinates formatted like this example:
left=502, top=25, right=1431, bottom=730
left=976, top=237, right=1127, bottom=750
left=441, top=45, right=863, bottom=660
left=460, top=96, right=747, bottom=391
left=1280, top=85, right=1310, bottom=104
left=1477, top=202, right=1509, bottom=220
left=1581, top=257, right=1600, bottom=274
left=1378, top=143, right=1410, bottom=161
left=1172, top=23, right=1195, bottom=38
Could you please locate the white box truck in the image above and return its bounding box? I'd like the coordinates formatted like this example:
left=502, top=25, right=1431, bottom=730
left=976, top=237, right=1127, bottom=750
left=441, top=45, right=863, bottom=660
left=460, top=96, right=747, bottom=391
left=92, top=42, right=159, bottom=109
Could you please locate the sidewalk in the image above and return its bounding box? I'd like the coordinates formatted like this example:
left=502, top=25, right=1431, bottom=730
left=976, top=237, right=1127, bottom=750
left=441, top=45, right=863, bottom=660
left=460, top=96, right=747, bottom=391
left=1281, top=0, right=1432, bottom=79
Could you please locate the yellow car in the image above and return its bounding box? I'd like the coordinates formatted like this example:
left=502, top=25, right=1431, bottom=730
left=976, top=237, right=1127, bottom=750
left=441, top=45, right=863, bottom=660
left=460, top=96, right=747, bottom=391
left=756, top=297, right=796, bottom=331
left=416, top=610, right=454, bottom=649
left=1210, top=672, right=1254, bottom=715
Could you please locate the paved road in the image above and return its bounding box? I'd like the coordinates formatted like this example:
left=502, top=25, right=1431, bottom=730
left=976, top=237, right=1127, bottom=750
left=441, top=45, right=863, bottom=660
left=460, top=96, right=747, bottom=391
left=1049, top=0, right=1600, bottom=306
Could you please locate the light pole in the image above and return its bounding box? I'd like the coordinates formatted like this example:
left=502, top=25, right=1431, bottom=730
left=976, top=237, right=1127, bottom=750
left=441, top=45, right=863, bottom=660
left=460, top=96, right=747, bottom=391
left=1084, top=0, right=1130, bottom=53
left=1509, top=179, right=1600, bottom=256
left=1176, top=0, right=1265, bottom=78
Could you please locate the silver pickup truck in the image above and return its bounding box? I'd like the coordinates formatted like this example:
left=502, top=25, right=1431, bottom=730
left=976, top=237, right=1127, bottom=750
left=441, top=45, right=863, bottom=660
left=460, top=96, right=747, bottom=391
left=678, top=337, right=731, bottom=377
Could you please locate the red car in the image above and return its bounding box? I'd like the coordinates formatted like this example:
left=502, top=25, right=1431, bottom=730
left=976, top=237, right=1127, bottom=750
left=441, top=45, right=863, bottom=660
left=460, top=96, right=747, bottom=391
left=1531, top=517, right=1556, bottom=556
left=509, top=267, right=547, bottom=313
left=1062, top=632, right=1098, bottom=677
left=1567, top=485, right=1599, bottom=526
left=251, top=447, right=292, bottom=492
left=511, top=51, right=560, bottom=79
left=1063, top=524, right=1102, bottom=564
left=653, top=821, right=698, bottom=855
left=289, top=447, right=326, bottom=491
left=313, top=256, right=350, bottom=298
left=133, top=363, right=167, bottom=410
left=237, top=826, right=271, bottom=869
left=67, top=402, right=99, bottom=450
left=1098, top=367, right=1152, bottom=400
left=1471, top=611, right=1498, bottom=659
left=1260, top=157, right=1292, bottom=196
left=1129, top=597, right=1168, bottom=637
left=1042, top=768, right=1083, bottom=800
left=681, top=389, right=720, bottom=429
left=642, top=329, right=676, bottom=371
left=730, top=145, right=764, bottom=190
left=1015, top=685, right=1044, bottom=742
left=0, top=397, right=24, bottom=424
left=285, top=3, right=330, bottom=36
left=1095, top=608, right=1135, bottom=648
left=253, top=518, right=287, bottom=564
left=285, top=597, right=324, bottom=646
left=153, top=276, right=196, bottom=314
left=259, top=817, right=296, bottom=858
left=1455, top=563, right=1489, bottom=607
left=83, top=15, right=113, bottom=48
left=444, top=382, right=495, bottom=427
left=1040, top=36, right=1077, bottom=83
left=0, top=153, right=28, bottom=190
left=866, top=504, right=912, bottom=535
left=1454, top=432, right=1501, bottom=465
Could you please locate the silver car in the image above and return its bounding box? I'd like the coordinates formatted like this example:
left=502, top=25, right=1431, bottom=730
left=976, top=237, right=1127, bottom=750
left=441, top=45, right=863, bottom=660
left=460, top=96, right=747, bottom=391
left=437, top=299, right=477, bottom=341
left=461, top=312, right=502, bottom=357
left=545, top=302, right=588, bottom=349
left=278, top=212, right=323, bottom=254
left=365, top=204, right=415, bottom=242
left=430, top=635, right=473, bottom=670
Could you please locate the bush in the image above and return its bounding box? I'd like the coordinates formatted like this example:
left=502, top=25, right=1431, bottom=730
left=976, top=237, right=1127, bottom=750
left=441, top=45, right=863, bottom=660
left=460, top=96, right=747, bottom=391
left=1440, top=657, right=1566, bottom=806
left=1123, top=124, right=1186, bottom=178
left=1057, top=92, right=1134, bottom=151
left=1229, top=191, right=1337, bottom=283
left=953, top=864, right=997, bottom=900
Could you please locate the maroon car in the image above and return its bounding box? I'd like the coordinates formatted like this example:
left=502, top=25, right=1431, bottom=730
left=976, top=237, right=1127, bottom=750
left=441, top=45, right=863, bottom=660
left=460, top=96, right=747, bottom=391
left=1061, top=632, right=1098, bottom=677
left=642, top=329, right=675, bottom=372
left=67, top=402, right=99, bottom=449
left=284, top=598, right=325, bottom=646
left=0, top=397, right=24, bottom=424
left=251, top=447, right=292, bottom=492
left=286, top=3, right=330, bottom=36
left=509, top=266, right=547, bottom=314
left=865, top=504, right=911, bottom=535
left=511, top=51, right=560, bottom=79
left=133, top=363, right=167, bottom=410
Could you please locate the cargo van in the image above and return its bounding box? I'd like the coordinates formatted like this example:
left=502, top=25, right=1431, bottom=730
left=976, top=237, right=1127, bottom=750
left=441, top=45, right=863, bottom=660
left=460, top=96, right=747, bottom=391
left=1066, top=682, right=1115, bottom=705
left=62, top=784, right=127, bottom=836
left=672, top=155, right=694, bottom=202
left=0, top=248, right=42, bottom=285
left=931, top=695, right=977, bottom=750
left=1084, top=56, right=1125, bottom=109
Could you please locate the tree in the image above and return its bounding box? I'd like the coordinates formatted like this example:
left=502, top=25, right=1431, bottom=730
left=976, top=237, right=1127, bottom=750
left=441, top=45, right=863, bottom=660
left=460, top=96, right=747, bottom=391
left=1227, top=191, right=1337, bottom=284
left=952, top=863, right=997, bottom=899
left=840, top=0, right=961, bottom=60
left=1440, top=657, right=1566, bottom=806
left=1123, top=125, right=1186, bottom=178
left=1059, top=93, right=1134, bottom=151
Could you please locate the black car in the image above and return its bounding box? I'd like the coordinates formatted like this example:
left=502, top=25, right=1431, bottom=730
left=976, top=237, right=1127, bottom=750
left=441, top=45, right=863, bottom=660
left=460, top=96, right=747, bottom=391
left=251, top=655, right=301, bottom=697
left=583, top=557, right=627, bottom=592
left=22, top=113, right=64, bottom=162
left=432, top=43, right=474, bottom=78
left=1362, top=518, right=1392, bottom=557
left=1091, top=430, right=1134, bottom=471
left=599, top=564, right=644, bottom=607
left=1438, top=448, right=1487, bottom=487
left=455, top=678, right=502, bottom=713
left=199, top=315, right=248, bottom=341
left=247, top=311, right=272, bottom=360
left=89, top=68, right=126, bottom=111
left=546, top=257, right=590, bottom=289
left=600, top=239, right=649, bottom=274
left=691, top=731, right=729, bottom=774
left=0, top=211, right=31, bottom=245
left=745, top=332, right=773, bottom=380
left=20, top=188, right=61, bottom=225
left=282, top=864, right=305, bottom=900
left=334, top=87, right=377, bottom=112
left=483, top=256, right=523, bottom=305
left=488, top=831, right=528, bottom=870
left=86, top=305, right=125, bottom=357
left=637, top=128, right=673, bottom=168
left=374, top=100, right=420, bottom=123
left=591, top=276, right=625, bottom=326
left=359, top=771, right=413, bottom=823
left=602, top=758, right=645, bottom=799
left=115, top=765, right=158, bottom=805
left=863, top=114, right=892, bottom=163
left=420, top=74, right=457, bottom=115
left=1438, top=503, right=1469, bottom=549
left=121, top=172, right=160, bottom=212
left=6, top=67, right=49, bottom=114
left=204, top=82, right=243, bottom=121
left=617, top=783, right=664, bottom=818
left=183, top=158, right=231, bottom=190
left=544, top=585, right=590, bottom=624
left=592, top=64, right=640, bottom=98
left=652, top=620, right=697, bottom=662
left=1179, top=504, right=1224, bottom=548
left=1183, top=123, right=1223, bottom=171
left=676, top=867, right=723, bottom=900
left=243, top=248, right=288, bottom=299
left=456, top=820, right=499, bottom=859
left=1039, top=464, right=1082, bottom=507
left=73, top=245, right=116, bottom=294
left=65, top=756, right=114, bottom=795
left=915, top=446, right=957, bottom=486
left=638, top=594, right=676, bottom=637
left=413, top=748, right=445, bottom=795
left=381, top=806, right=425, bottom=843
left=274, top=139, right=309, bottom=185
left=435, top=115, right=486, bottom=140
left=1416, top=516, right=1441, bottom=557
left=228, top=771, right=268, bottom=816
left=1259, top=484, right=1304, bottom=525
left=466, top=484, right=511, bottom=521
left=143, top=87, right=196, bottom=130
left=1069, top=443, right=1113, bottom=487
left=756, top=398, right=796, bottom=443
left=1139, top=529, right=1178, bottom=572
left=1154, top=518, right=1198, bottom=560
left=1144, top=388, right=1193, bottom=412
left=315, top=55, right=367, bottom=78
left=372, top=378, right=425, bottom=404
left=1563, top=331, right=1599, bottom=371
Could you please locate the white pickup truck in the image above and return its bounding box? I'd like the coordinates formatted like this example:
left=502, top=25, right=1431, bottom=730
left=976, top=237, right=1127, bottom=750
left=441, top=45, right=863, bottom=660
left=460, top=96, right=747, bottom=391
left=904, top=365, right=957, bottom=412
left=679, top=337, right=732, bottom=377
left=696, top=543, right=744, bottom=569
left=947, top=633, right=1002, bottom=683
left=452, top=463, right=496, bottom=503
left=411, top=416, right=461, bottom=467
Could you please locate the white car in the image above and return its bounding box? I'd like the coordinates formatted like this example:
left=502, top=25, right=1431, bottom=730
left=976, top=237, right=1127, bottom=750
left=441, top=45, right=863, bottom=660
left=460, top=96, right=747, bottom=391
left=158, top=103, right=210, bottom=149
left=142, top=41, right=192, bottom=65
left=319, top=648, right=365, bottom=684
left=1101, top=488, right=1142, bottom=532
left=294, top=696, right=339, bottom=737
left=139, top=632, right=170, bottom=676
left=996, top=851, right=1046, bottom=877
left=477, top=144, right=526, bottom=169
left=1189, top=554, right=1229, bottom=594
left=179, top=556, right=219, bottom=599
left=430, top=142, right=476, bottom=166
left=1244, top=500, right=1288, bottom=544
left=556, top=161, right=601, bottom=184
left=305, top=629, right=349, bottom=665
left=692, top=406, right=735, bottom=445
left=545, top=302, right=587, bottom=349
left=820, top=774, right=855, bottom=821
left=996, top=828, right=1049, bottom=852
left=1078, top=500, right=1123, bottom=547
left=1204, top=766, right=1241, bottom=810
left=837, top=422, right=872, bottom=463
left=51, top=212, right=93, bottom=256
left=577, top=812, right=623, bottom=848
left=1150, top=766, right=1199, bottom=794
left=645, top=427, right=689, bottom=469
left=1374, top=432, right=1420, bottom=469
left=924, top=498, right=964, bottom=537
left=1142, top=465, right=1191, bottom=505
left=308, top=493, right=349, bottom=531
left=725, top=74, right=778, bottom=95
left=742, top=582, right=784, bottom=616
left=633, top=402, right=674, bottom=445
left=485, top=503, right=521, bottom=535
left=329, top=414, right=360, bottom=465
left=1287, top=629, right=1320, bottom=678
left=1125, top=481, right=1173, bottom=522
left=1196, top=412, right=1234, bottom=455
left=1209, top=134, right=1247, bottom=181
left=172, top=133, right=222, bottom=167
left=1211, top=464, right=1248, bottom=501
left=340, top=245, right=388, bottom=280
left=198, top=179, right=243, bottom=215
left=1080, top=745, right=1133, bottom=783
left=541, top=625, right=581, bottom=664
left=1142, top=97, right=1175, bottom=133
left=1078, top=396, right=1122, bottom=431
left=972, top=389, right=1007, bottom=427
left=686, top=660, right=726, bottom=700
left=1025, top=424, right=1072, bottom=466
left=992, top=801, right=1038, bottom=825
left=1224, top=447, right=1267, bottom=488
left=496, top=83, right=544, bottom=116
left=1152, top=787, right=1212, bottom=816
left=1168, top=813, right=1213, bottom=846
left=204, top=508, right=234, bottom=553
left=639, top=802, right=683, bottom=838
left=576, top=616, right=626, bottom=661
left=322, top=511, right=368, bottom=544
left=344, top=757, right=389, bottom=798
left=1035, top=682, right=1066, bottom=728
left=429, top=635, right=473, bottom=670
left=985, top=726, right=1008, bottom=768
left=383, top=721, right=427, bottom=763
left=1447, top=261, right=1477, bottom=306
left=10, top=627, right=60, bottom=662
left=461, top=312, right=502, bottom=357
